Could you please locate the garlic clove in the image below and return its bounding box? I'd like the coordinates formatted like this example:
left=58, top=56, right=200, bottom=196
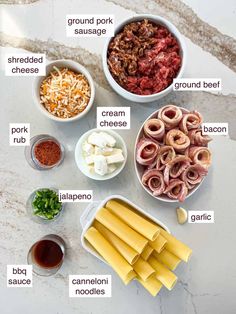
left=176, top=207, right=188, bottom=224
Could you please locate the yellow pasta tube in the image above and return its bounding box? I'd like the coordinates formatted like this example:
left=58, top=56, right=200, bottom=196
left=124, top=270, right=136, bottom=285
left=153, top=249, right=181, bottom=271
left=160, top=229, right=192, bottom=262
left=137, top=276, right=162, bottom=297
left=95, top=207, right=148, bottom=254
left=149, top=234, right=167, bottom=253
left=141, top=245, right=154, bottom=261
left=133, top=257, right=155, bottom=281
left=84, top=227, right=134, bottom=284
left=105, top=200, right=160, bottom=241
left=93, top=220, right=139, bottom=265
left=148, top=256, right=177, bottom=290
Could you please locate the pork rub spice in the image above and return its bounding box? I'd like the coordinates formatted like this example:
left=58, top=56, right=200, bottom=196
left=34, top=140, right=61, bottom=166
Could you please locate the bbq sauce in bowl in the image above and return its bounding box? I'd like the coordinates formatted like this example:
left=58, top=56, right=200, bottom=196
left=33, top=240, right=63, bottom=268
left=28, top=234, right=66, bottom=276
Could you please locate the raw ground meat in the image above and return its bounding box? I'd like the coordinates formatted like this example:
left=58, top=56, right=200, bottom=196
left=107, top=19, right=182, bottom=95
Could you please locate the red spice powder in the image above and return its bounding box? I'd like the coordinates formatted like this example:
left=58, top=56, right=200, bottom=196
left=34, top=140, right=61, bottom=166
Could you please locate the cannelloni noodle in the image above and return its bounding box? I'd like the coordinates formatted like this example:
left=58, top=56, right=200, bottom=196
left=153, top=249, right=181, bottom=271
left=93, top=220, right=139, bottom=265
left=133, top=257, right=155, bottom=281
left=160, top=229, right=192, bottom=262
left=149, top=234, right=167, bottom=253
left=141, top=245, right=154, bottom=261
left=95, top=207, right=148, bottom=254
left=137, top=276, right=163, bottom=297
left=105, top=200, right=160, bottom=241
left=149, top=256, right=177, bottom=290
left=84, top=227, right=134, bottom=284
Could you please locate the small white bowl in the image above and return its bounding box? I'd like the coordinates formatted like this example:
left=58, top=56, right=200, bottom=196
left=103, top=14, right=186, bottom=103
left=134, top=107, right=204, bottom=202
left=33, top=59, right=95, bottom=122
left=75, top=129, right=127, bottom=181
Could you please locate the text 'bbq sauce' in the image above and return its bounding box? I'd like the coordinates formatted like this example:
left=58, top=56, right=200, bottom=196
left=33, top=240, right=63, bottom=268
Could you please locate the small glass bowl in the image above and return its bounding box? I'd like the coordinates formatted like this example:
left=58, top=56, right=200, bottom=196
left=27, top=234, right=66, bottom=276
left=24, top=134, right=65, bottom=170
left=26, top=187, right=65, bottom=224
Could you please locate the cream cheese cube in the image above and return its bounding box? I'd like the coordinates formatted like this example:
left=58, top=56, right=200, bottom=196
left=87, top=132, right=108, bottom=148
left=94, top=146, right=114, bottom=156
left=82, top=141, right=94, bottom=155
left=94, top=155, right=108, bottom=176
left=99, top=132, right=116, bottom=147
left=106, top=153, right=125, bottom=164
left=106, top=148, right=123, bottom=156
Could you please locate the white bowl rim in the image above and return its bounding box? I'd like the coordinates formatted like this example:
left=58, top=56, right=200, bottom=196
left=32, top=59, right=95, bottom=122
left=134, top=106, right=205, bottom=202
left=75, top=128, right=127, bottom=181
left=103, top=14, right=186, bottom=100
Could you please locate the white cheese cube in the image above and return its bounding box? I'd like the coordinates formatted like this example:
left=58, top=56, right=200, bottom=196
left=108, top=164, right=117, bottom=174
left=99, top=132, right=116, bottom=147
left=85, top=155, right=95, bottom=165
left=95, top=146, right=114, bottom=156
left=106, top=153, right=125, bottom=164
left=106, top=148, right=123, bottom=156
left=94, top=155, right=108, bottom=176
left=82, top=141, right=94, bottom=155
left=87, top=132, right=108, bottom=148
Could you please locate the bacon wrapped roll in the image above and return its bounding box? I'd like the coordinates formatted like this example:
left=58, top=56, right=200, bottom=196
left=189, top=146, right=212, bottom=168
left=166, top=129, right=190, bottom=152
left=158, top=105, right=183, bottom=129
left=136, top=138, right=159, bottom=166
left=188, top=128, right=212, bottom=146
left=181, top=164, right=208, bottom=189
left=143, top=118, right=165, bottom=141
left=156, top=146, right=176, bottom=171
left=164, top=155, right=191, bottom=185
left=142, top=169, right=165, bottom=196
left=179, top=111, right=203, bottom=134
left=164, top=179, right=188, bottom=202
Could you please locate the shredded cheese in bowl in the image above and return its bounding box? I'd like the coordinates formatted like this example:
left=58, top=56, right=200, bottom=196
left=40, top=67, right=91, bottom=119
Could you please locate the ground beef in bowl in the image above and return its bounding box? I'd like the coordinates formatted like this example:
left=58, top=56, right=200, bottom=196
left=107, top=19, right=182, bottom=95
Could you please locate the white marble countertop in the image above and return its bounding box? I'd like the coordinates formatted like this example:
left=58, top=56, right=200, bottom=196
left=1, top=1, right=236, bottom=314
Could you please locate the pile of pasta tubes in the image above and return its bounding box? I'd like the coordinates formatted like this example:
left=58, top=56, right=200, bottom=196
left=84, top=199, right=192, bottom=296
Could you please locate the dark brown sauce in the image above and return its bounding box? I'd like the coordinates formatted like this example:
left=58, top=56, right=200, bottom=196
left=33, top=240, right=63, bottom=268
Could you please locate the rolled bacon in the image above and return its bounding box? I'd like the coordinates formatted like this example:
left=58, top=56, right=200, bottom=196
left=136, top=137, right=159, bottom=166
left=143, top=118, right=165, bottom=141
left=181, top=164, right=208, bottom=189
left=164, top=179, right=188, bottom=202
left=158, top=104, right=183, bottom=129
left=189, top=146, right=212, bottom=168
left=142, top=169, right=165, bottom=196
left=156, top=146, right=176, bottom=171
left=189, top=128, right=212, bottom=146
left=166, top=129, right=190, bottom=152
left=164, top=155, right=191, bottom=185
left=179, top=111, right=203, bottom=134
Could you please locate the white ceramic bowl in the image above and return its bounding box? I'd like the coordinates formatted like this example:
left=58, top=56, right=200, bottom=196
left=75, top=129, right=127, bottom=181
left=134, top=107, right=204, bottom=202
left=33, top=59, right=95, bottom=122
left=103, top=14, right=186, bottom=103
left=80, top=195, right=171, bottom=264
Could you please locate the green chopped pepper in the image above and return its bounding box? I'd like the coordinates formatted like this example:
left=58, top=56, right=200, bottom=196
left=32, top=188, right=62, bottom=220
